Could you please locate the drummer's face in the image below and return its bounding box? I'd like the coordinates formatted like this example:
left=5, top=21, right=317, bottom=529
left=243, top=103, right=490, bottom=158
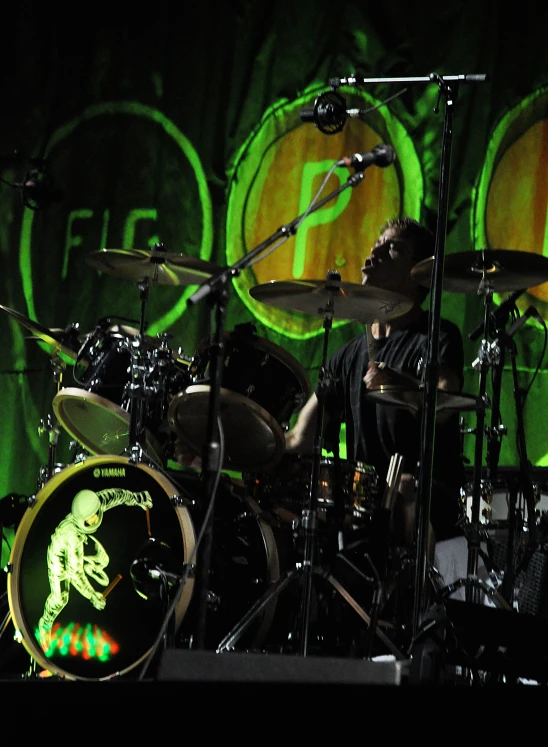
left=361, top=228, right=419, bottom=299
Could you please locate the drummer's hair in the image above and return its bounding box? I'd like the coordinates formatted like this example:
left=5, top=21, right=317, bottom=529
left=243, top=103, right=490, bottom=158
left=380, top=217, right=435, bottom=265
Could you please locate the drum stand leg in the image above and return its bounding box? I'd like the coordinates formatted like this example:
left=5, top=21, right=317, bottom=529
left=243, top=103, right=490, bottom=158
left=438, top=286, right=539, bottom=610
left=217, top=277, right=406, bottom=660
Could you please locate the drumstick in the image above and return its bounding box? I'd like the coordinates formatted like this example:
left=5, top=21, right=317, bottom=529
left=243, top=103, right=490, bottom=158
left=382, top=453, right=403, bottom=511
left=145, top=505, right=152, bottom=537
left=102, top=573, right=122, bottom=599
left=366, top=324, right=376, bottom=363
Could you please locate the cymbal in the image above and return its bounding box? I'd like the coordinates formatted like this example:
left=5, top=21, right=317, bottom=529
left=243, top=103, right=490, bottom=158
left=364, top=385, right=478, bottom=413
left=411, top=249, right=548, bottom=293
left=86, top=248, right=222, bottom=286
left=249, top=280, right=414, bottom=323
left=0, top=304, right=80, bottom=362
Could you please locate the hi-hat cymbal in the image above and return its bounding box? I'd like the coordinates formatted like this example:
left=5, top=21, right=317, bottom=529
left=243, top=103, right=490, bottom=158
left=411, top=249, right=548, bottom=293
left=249, top=280, right=413, bottom=323
left=86, top=248, right=222, bottom=286
left=365, top=385, right=478, bottom=413
left=0, top=304, right=81, bottom=362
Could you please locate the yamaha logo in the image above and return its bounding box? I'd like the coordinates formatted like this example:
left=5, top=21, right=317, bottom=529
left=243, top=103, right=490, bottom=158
left=93, top=467, right=126, bottom=478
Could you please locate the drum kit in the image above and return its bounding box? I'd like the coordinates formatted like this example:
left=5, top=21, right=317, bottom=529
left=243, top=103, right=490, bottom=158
left=1, top=243, right=548, bottom=682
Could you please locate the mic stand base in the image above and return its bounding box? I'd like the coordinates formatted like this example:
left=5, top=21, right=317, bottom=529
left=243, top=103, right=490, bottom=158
left=216, top=550, right=407, bottom=661
left=435, top=576, right=513, bottom=610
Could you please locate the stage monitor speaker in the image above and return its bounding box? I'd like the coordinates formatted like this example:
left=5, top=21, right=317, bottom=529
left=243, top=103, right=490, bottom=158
left=413, top=599, right=548, bottom=682
left=157, top=649, right=405, bottom=686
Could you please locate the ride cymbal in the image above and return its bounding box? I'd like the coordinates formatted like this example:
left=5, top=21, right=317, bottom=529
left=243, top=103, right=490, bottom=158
left=411, top=249, right=548, bottom=293
left=0, top=304, right=81, bottom=362
left=249, top=279, right=413, bottom=323
left=86, top=248, right=222, bottom=286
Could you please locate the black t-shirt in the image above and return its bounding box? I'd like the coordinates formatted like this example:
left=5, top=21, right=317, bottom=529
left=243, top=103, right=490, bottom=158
left=319, top=310, right=465, bottom=541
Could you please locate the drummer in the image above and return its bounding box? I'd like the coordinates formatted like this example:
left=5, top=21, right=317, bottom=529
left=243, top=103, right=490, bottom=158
left=285, top=216, right=466, bottom=555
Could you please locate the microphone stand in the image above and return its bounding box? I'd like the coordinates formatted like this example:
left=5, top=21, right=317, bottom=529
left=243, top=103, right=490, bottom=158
left=186, top=167, right=376, bottom=651
left=328, top=71, right=488, bottom=638
left=412, top=74, right=458, bottom=635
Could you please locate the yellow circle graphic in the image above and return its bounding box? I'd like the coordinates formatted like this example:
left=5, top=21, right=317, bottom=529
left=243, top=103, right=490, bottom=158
left=226, top=87, right=423, bottom=339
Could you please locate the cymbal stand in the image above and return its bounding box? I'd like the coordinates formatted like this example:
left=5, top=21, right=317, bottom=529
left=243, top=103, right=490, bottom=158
left=483, top=299, right=521, bottom=605
left=36, top=355, right=65, bottom=489
left=124, top=274, right=159, bottom=465
left=434, top=282, right=516, bottom=609
left=191, top=276, right=228, bottom=649
left=216, top=280, right=405, bottom=659
left=498, top=317, right=538, bottom=596
left=466, top=280, right=497, bottom=604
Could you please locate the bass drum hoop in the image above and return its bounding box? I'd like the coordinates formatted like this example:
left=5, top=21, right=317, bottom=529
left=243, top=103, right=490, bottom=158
left=7, top=455, right=195, bottom=681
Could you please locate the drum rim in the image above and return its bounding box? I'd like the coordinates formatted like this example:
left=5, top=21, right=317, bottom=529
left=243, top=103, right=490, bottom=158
left=229, top=488, right=281, bottom=646
left=7, top=454, right=196, bottom=681
left=52, top=387, right=164, bottom=465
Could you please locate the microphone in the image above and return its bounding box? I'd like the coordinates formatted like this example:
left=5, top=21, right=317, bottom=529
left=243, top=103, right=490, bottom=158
left=18, top=166, right=63, bottom=210
left=299, top=91, right=362, bottom=134
left=336, top=144, right=396, bottom=172
left=130, top=536, right=181, bottom=600
left=468, top=288, right=527, bottom=341
left=506, top=306, right=542, bottom=337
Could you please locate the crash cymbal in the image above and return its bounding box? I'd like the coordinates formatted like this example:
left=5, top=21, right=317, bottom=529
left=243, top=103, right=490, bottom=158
left=411, top=249, right=548, bottom=293
left=86, top=248, right=222, bottom=286
left=249, top=280, right=413, bottom=323
left=364, top=385, right=478, bottom=413
left=0, top=304, right=81, bottom=362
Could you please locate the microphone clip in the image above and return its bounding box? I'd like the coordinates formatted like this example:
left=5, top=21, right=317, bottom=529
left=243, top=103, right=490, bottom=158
left=301, top=91, right=348, bottom=135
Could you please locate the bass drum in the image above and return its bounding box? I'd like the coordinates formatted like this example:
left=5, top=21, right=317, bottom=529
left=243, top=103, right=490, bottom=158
left=170, top=470, right=292, bottom=652
left=7, top=456, right=196, bottom=681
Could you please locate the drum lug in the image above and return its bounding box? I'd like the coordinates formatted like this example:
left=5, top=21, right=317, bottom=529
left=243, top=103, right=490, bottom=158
left=4, top=562, right=13, bottom=574
left=170, top=493, right=192, bottom=508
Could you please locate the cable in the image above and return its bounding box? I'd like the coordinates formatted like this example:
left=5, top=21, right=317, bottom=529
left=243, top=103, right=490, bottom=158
left=520, top=317, right=547, bottom=408
left=247, top=160, right=341, bottom=268
left=136, top=416, right=225, bottom=681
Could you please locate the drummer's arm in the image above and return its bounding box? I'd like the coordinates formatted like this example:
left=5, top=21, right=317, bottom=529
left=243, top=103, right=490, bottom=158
left=285, top=393, right=319, bottom=454
left=438, top=366, right=459, bottom=391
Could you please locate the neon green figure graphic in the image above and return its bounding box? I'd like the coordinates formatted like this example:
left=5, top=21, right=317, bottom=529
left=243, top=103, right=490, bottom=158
left=37, top=487, right=153, bottom=648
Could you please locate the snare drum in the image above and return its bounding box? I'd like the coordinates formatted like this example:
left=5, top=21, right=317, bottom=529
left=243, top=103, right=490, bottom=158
left=168, top=326, right=311, bottom=471
left=52, top=322, right=191, bottom=463
left=248, top=454, right=380, bottom=527
left=7, top=455, right=196, bottom=681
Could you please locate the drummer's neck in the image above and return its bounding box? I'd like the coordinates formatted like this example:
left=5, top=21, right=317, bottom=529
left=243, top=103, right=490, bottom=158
left=368, top=304, right=423, bottom=339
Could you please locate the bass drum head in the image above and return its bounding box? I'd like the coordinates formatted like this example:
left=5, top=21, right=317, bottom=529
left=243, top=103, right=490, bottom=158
left=7, top=456, right=195, bottom=681
left=52, top=387, right=164, bottom=465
